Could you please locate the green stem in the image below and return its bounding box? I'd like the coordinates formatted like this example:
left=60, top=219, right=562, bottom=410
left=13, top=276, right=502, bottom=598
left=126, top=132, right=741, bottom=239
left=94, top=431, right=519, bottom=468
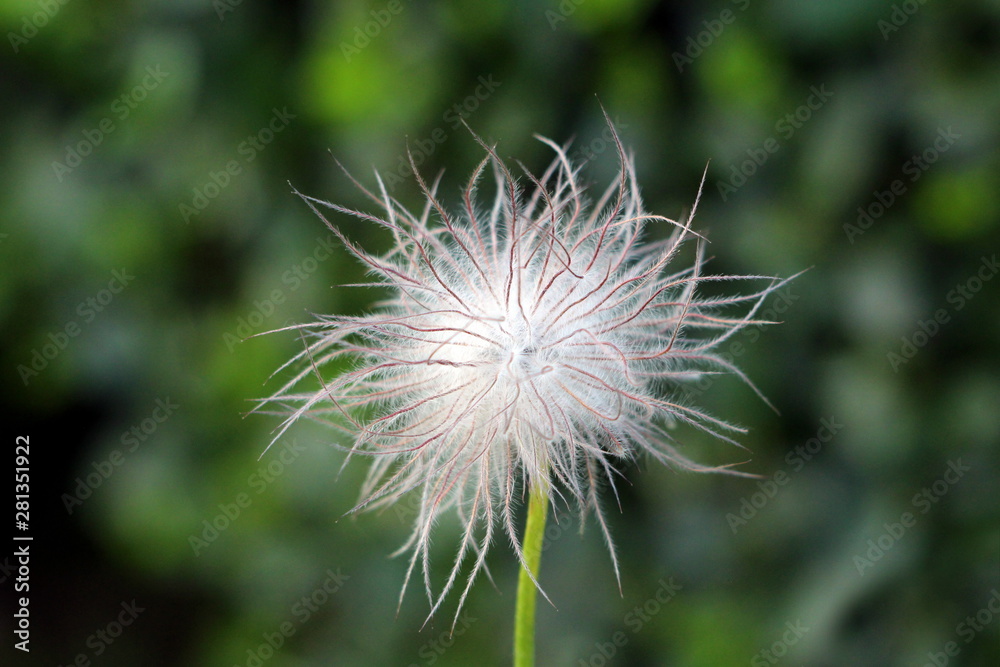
left=514, top=480, right=549, bottom=667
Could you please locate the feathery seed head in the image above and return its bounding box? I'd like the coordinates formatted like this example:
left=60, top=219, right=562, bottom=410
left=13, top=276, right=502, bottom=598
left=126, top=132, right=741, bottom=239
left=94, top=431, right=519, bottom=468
left=258, top=120, right=790, bottom=624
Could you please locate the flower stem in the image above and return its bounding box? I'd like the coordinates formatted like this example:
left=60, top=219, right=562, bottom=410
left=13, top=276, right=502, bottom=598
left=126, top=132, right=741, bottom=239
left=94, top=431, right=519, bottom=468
left=514, top=480, right=549, bottom=667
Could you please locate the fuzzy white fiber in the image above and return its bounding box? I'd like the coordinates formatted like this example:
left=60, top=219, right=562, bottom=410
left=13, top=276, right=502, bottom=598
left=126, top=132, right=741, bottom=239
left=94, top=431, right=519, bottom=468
left=257, top=120, right=791, bottom=626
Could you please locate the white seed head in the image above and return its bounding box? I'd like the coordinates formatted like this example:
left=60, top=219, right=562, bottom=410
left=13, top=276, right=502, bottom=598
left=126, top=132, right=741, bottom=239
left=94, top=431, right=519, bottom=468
left=257, top=121, right=791, bottom=626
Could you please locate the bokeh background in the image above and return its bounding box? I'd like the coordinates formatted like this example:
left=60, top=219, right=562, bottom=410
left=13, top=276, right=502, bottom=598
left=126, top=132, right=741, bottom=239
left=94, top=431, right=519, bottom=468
left=2, top=1, right=999, bottom=665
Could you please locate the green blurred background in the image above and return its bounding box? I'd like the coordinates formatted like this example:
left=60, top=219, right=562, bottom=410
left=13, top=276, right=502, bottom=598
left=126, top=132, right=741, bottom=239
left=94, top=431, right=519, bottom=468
left=2, top=1, right=999, bottom=665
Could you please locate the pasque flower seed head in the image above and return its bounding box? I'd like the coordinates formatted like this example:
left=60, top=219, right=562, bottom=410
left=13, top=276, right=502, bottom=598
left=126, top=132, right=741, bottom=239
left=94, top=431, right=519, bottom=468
left=256, top=119, right=792, bottom=624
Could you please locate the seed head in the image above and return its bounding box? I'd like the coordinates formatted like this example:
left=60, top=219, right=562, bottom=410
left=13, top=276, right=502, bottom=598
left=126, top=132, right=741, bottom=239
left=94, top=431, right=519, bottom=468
left=257, top=120, right=791, bottom=625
